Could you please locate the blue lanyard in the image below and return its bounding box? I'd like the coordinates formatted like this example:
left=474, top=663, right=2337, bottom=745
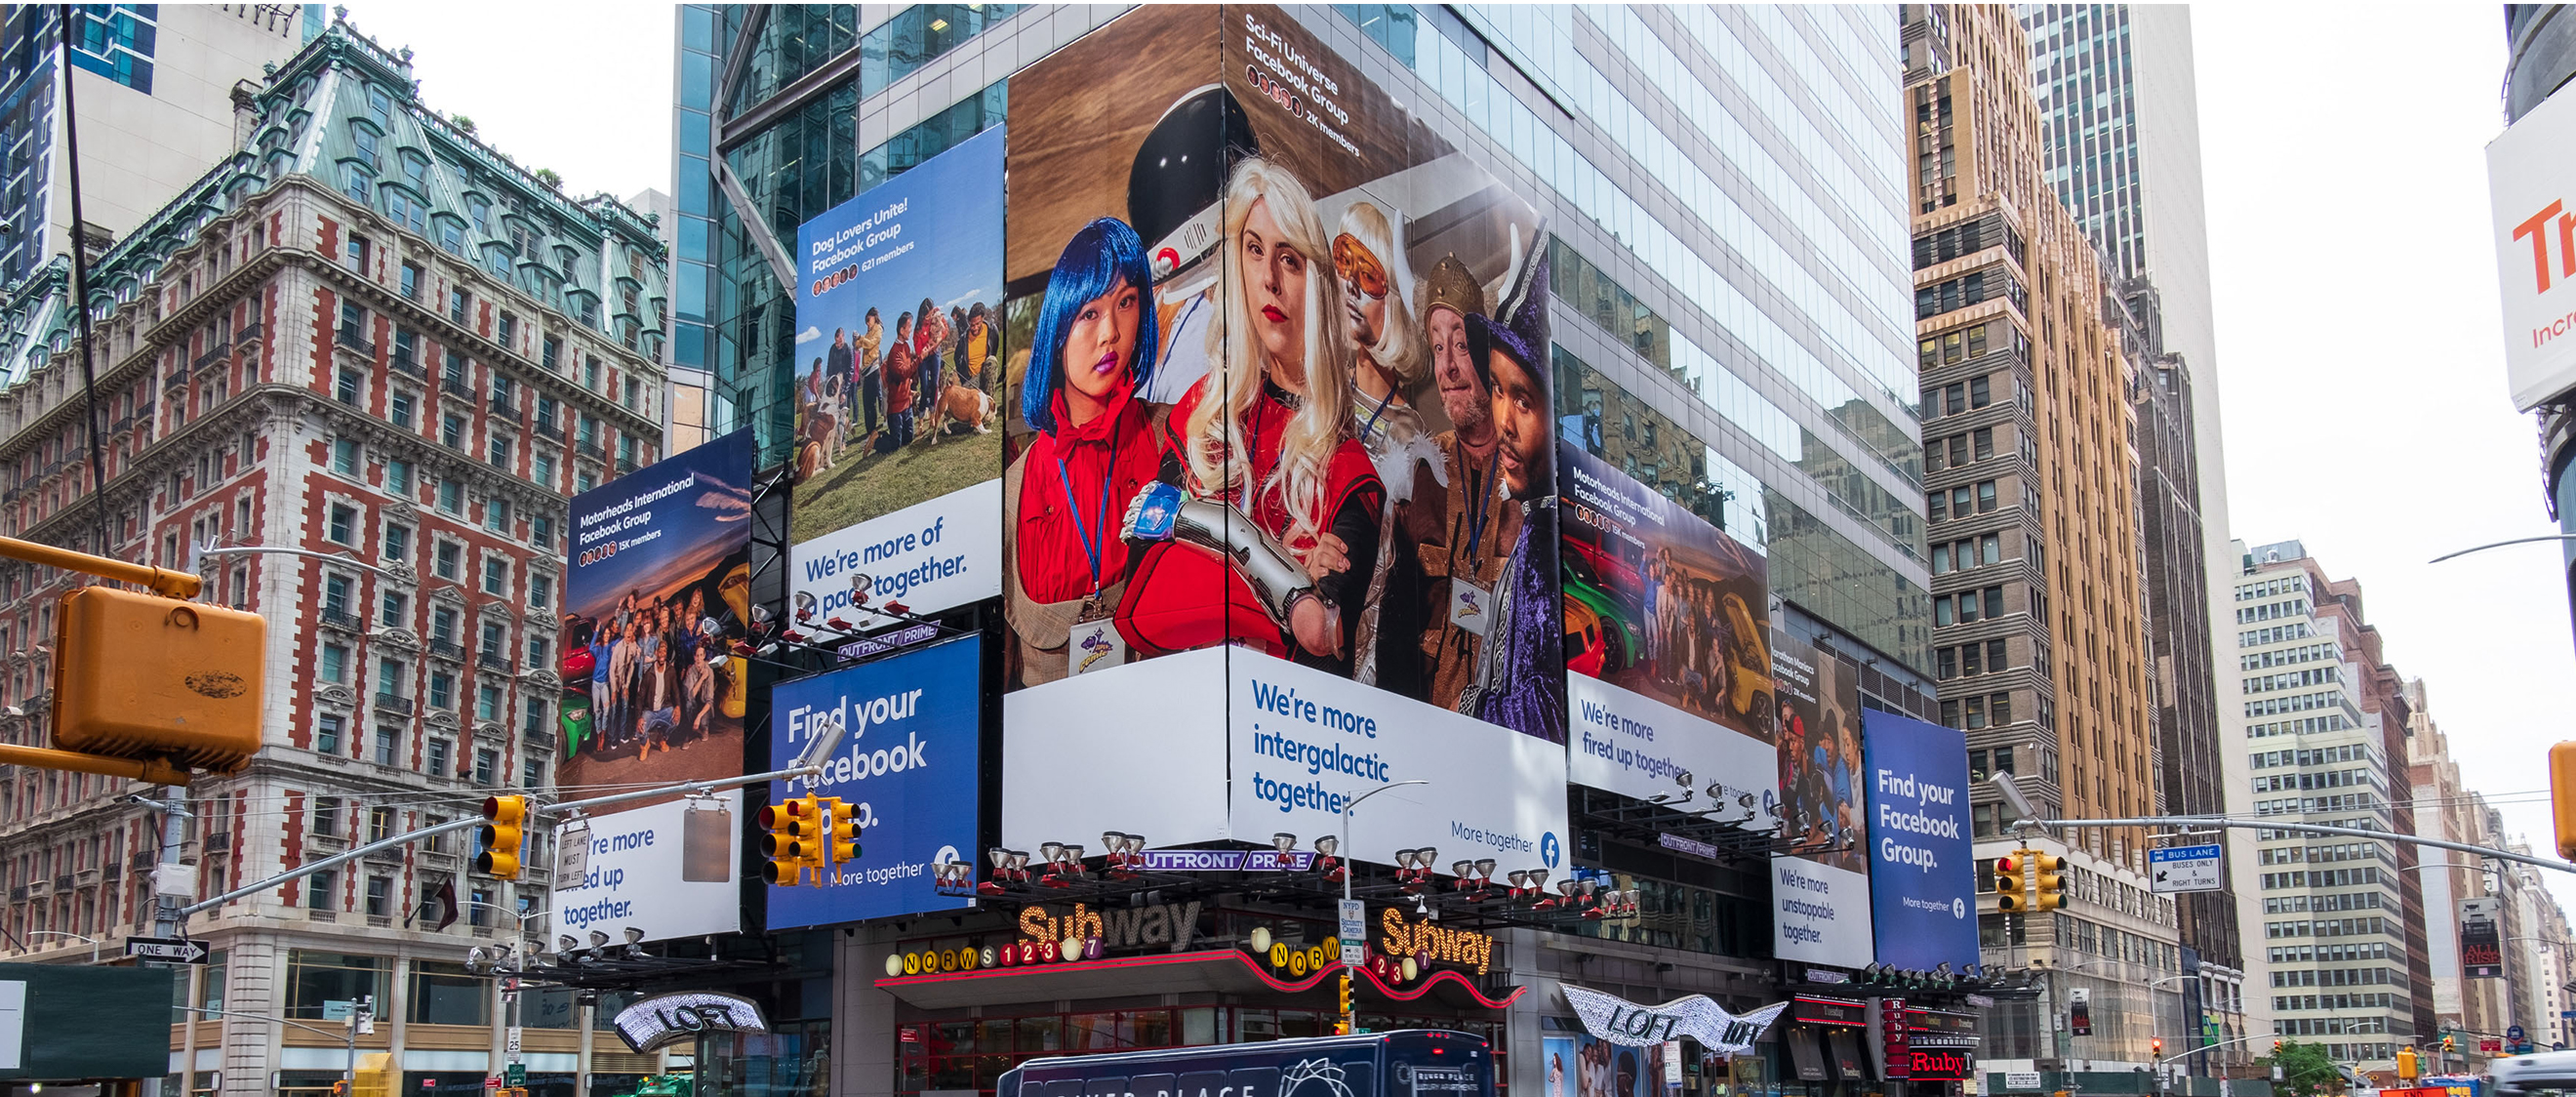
left=1056, top=420, right=1121, bottom=594
left=1358, top=388, right=1392, bottom=442
left=1464, top=455, right=1495, bottom=564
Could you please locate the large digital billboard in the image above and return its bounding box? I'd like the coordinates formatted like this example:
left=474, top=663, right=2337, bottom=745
left=994, top=6, right=1567, bottom=868
left=1770, top=635, right=1872, bottom=966
left=790, top=125, right=1006, bottom=628
left=1861, top=709, right=1977, bottom=970
left=1559, top=441, right=1778, bottom=810
left=766, top=636, right=983, bottom=929
left=558, top=428, right=754, bottom=941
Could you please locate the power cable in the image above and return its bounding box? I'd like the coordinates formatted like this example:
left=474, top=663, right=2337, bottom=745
left=56, top=5, right=114, bottom=559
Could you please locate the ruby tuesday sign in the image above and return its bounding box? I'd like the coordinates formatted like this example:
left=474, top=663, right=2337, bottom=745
left=1561, top=986, right=1787, bottom=1054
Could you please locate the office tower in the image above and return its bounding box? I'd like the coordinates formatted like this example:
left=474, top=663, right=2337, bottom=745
left=0, top=18, right=664, bottom=1096
left=2234, top=540, right=2427, bottom=1074
left=2015, top=6, right=2251, bottom=1057
left=1907, top=2, right=2177, bottom=1071
left=0, top=4, right=318, bottom=296
left=677, top=6, right=1944, bottom=1095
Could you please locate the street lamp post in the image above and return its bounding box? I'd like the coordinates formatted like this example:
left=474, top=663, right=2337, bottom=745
left=1336, top=779, right=1429, bottom=1035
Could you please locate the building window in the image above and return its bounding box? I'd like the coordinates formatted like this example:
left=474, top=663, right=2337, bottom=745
left=482, top=557, right=509, bottom=596
left=428, top=670, right=456, bottom=711
left=407, top=962, right=489, bottom=1025
left=316, top=713, right=343, bottom=754
left=480, top=621, right=507, bottom=662
left=380, top=590, right=408, bottom=629
left=430, top=607, right=459, bottom=645
left=477, top=684, right=502, bottom=722
left=437, top=480, right=463, bottom=515
left=345, top=233, right=370, bottom=272
left=382, top=520, right=412, bottom=561
left=473, top=749, right=498, bottom=787
left=385, top=459, right=413, bottom=496
left=334, top=368, right=362, bottom=407
left=484, top=497, right=510, bottom=534
left=331, top=437, right=359, bottom=475
left=525, top=635, right=551, bottom=671
left=426, top=738, right=452, bottom=777
left=487, top=434, right=512, bottom=469
left=443, top=349, right=468, bottom=388
left=327, top=504, right=357, bottom=546
left=324, top=574, right=353, bottom=618
left=449, top=289, right=471, bottom=326
left=498, top=312, right=517, bottom=346
left=529, top=574, right=552, bottom=608
left=441, top=413, right=465, bottom=449
left=434, top=541, right=461, bottom=580
left=284, top=952, right=384, bottom=1018
left=320, top=642, right=349, bottom=684
left=388, top=392, right=415, bottom=429
left=400, top=262, right=423, bottom=300
left=542, top=337, right=560, bottom=371
left=304, top=870, right=338, bottom=911
left=338, top=302, right=367, bottom=347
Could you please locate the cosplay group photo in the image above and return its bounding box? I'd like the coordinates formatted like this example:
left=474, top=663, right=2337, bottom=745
left=997, top=5, right=1564, bottom=744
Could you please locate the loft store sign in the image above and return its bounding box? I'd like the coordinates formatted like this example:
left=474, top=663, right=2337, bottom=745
left=1561, top=985, right=1789, bottom=1054
left=611, top=991, right=769, bottom=1053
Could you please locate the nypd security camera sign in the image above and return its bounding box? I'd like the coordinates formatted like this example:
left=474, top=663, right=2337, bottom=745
left=2147, top=844, right=2224, bottom=894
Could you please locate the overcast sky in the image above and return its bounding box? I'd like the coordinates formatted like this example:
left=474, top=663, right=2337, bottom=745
left=2197, top=7, right=2576, bottom=912
left=323, top=4, right=2576, bottom=909
left=338, top=4, right=675, bottom=202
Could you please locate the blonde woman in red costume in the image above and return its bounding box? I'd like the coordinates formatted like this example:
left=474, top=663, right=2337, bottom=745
left=1131, top=158, right=1384, bottom=675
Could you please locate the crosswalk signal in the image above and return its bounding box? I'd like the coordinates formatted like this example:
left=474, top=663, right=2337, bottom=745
left=760, top=795, right=819, bottom=885
left=1994, top=853, right=2028, bottom=913
left=476, top=795, right=527, bottom=878
left=1336, top=971, right=1353, bottom=1035
left=826, top=796, right=862, bottom=869
left=2032, top=853, right=2069, bottom=911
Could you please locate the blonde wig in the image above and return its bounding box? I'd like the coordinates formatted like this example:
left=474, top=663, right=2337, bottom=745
left=1336, top=200, right=1428, bottom=394
left=1184, top=158, right=1356, bottom=549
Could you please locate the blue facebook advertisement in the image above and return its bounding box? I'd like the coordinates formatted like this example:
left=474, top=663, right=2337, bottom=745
left=767, top=635, right=982, bottom=928
left=1861, top=709, right=1978, bottom=969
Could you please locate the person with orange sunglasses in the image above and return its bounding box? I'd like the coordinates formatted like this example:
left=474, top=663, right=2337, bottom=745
left=1333, top=201, right=1438, bottom=695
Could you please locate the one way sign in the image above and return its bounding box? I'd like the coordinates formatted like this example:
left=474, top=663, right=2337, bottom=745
left=126, top=936, right=211, bottom=964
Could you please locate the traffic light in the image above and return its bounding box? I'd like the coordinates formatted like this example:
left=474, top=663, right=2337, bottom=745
left=2444, top=1034, right=2458, bottom=1053
left=2151, top=1037, right=2163, bottom=1059
left=2031, top=853, right=2069, bottom=911
left=825, top=795, right=861, bottom=870
left=1995, top=853, right=2029, bottom=912
left=476, top=795, right=527, bottom=878
left=51, top=587, right=265, bottom=773
left=2273, top=1039, right=2283, bottom=1055
left=2397, top=1045, right=2420, bottom=1080
left=2552, top=742, right=2576, bottom=860
left=760, top=795, right=820, bottom=885
left=1336, top=971, right=1353, bottom=1035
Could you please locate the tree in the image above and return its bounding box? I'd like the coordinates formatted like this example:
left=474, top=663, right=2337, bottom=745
left=2264, top=1040, right=2346, bottom=1097
left=534, top=169, right=563, bottom=190
left=452, top=114, right=476, bottom=135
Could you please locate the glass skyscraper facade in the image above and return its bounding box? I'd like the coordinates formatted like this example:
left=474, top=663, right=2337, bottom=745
left=2018, top=4, right=2144, bottom=278
left=674, top=2, right=1935, bottom=669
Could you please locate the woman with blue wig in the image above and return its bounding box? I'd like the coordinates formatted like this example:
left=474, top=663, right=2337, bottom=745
left=1001, top=217, right=1166, bottom=685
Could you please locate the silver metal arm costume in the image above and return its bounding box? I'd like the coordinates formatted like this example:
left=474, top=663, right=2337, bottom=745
left=1125, top=486, right=1321, bottom=629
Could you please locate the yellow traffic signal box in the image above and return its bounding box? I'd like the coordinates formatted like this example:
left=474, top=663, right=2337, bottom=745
left=52, top=588, right=263, bottom=772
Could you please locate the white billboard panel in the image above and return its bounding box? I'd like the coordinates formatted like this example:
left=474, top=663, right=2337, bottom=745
left=549, top=792, right=742, bottom=943
left=790, top=478, right=1002, bottom=628
left=2487, top=88, right=2576, bottom=410
left=1000, top=646, right=1569, bottom=873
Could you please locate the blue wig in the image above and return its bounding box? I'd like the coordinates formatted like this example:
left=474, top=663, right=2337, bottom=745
left=1023, top=217, right=1158, bottom=435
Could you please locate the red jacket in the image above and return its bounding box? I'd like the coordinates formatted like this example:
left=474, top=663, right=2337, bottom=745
left=885, top=343, right=917, bottom=414
left=1014, top=386, right=1165, bottom=603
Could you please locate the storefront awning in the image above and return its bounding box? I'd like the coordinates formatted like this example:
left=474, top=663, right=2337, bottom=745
left=873, top=949, right=1525, bottom=1011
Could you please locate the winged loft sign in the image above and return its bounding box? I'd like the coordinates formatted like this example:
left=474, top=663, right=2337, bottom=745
left=1561, top=985, right=1788, bottom=1054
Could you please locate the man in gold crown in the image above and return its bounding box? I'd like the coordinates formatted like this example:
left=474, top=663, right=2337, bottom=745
left=1409, top=254, right=1518, bottom=711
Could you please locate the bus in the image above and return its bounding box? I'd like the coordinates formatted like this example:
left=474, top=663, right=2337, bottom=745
left=996, top=1030, right=1496, bottom=1097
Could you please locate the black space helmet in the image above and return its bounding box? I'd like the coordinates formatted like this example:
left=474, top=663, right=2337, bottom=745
left=1127, top=84, right=1259, bottom=283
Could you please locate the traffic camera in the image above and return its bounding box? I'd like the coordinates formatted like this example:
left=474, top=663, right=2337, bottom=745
left=477, top=795, right=528, bottom=878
